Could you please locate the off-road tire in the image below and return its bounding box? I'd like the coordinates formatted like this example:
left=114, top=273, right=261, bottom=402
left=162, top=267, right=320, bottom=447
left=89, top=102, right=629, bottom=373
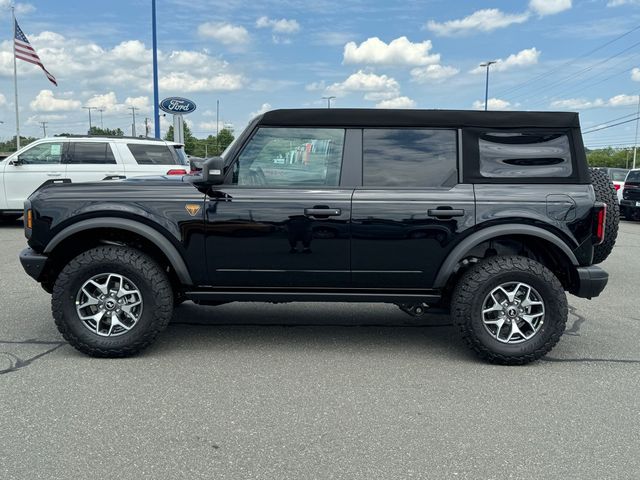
left=52, top=246, right=174, bottom=357
left=451, top=256, right=567, bottom=365
left=590, top=168, right=619, bottom=264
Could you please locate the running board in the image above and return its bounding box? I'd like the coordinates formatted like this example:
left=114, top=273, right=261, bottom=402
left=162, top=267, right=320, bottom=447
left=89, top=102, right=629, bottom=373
left=185, top=290, right=442, bottom=304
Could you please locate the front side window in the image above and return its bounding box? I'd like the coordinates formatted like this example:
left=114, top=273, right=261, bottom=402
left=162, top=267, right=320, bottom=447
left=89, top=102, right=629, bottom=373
left=233, top=128, right=344, bottom=187
left=479, top=132, right=573, bottom=178
left=69, top=142, right=116, bottom=164
left=363, top=129, right=458, bottom=187
left=18, top=142, right=63, bottom=165
left=128, top=144, right=176, bottom=165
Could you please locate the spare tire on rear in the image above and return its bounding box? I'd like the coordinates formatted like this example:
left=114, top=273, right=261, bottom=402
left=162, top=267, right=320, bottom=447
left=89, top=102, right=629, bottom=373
left=590, top=168, right=619, bottom=264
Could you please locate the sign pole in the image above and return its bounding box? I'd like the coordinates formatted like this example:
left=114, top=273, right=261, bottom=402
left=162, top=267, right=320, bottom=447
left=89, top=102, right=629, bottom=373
left=12, top=6, right=20, bottom=150
left=152, top=0, right=160, bottom=139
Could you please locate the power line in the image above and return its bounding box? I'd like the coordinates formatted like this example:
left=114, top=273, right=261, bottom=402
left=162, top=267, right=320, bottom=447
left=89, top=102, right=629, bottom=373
left=583, top=115, right=640, bottom=134
left=496, top=23, right=640, bottom=98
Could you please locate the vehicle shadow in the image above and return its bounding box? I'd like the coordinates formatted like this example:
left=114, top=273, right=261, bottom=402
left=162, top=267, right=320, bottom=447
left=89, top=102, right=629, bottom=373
left=0, top=220, right=23, bottom=229
left=154, top=301, right=475, bottom=360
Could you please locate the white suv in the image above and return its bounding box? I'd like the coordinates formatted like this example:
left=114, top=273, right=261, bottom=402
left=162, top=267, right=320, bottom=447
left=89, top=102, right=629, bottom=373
left=0, top=136, right=188, bottom=221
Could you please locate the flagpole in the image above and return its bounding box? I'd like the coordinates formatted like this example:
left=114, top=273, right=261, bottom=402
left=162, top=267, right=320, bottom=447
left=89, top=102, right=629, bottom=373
left=11, top=5, right=20, bottom=150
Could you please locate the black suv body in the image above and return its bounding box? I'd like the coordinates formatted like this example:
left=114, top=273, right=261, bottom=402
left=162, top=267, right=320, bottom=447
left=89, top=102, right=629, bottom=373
left=620, top=169, right=640, bottom=219
left=19, top=109, right=611, bottom=364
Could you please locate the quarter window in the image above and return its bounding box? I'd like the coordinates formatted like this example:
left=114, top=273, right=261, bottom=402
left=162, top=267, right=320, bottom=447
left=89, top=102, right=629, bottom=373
left=128, top=144, right=177, bottom=165
left=479, top=132, right=573, bottom=178
left=18, top=142, right=63, bottom=164
left=69, top=142, right=116, bottom=164
left=234, top=128, right=345, bottom=187
left=363, top=129, right=458, bottom=187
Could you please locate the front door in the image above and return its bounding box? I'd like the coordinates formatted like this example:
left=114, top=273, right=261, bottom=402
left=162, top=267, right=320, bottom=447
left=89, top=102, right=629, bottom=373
left=3, top=140, right=68, bottom=210
left=205, top=127, right=353, bottom=287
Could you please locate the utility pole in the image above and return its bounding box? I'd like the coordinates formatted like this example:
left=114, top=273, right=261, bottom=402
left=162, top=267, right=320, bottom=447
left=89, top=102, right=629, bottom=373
left=82, top=106, right=96, bottom=133
left=145, top=117, right=150, bottom=137
left=97, top=108, right=104, bottom=128
left=128, top=106, right=139, bottom=137
left=39, top=121, right=47, bottom=137
left=480, top=61, right=497, bottom=111
left=216, top=99, right=220, bottom=155
left=152, top=0, right=160, bottom=138
left=634, top=94, right=640, bottom=170
left=322, top=96, right=336, bottom=108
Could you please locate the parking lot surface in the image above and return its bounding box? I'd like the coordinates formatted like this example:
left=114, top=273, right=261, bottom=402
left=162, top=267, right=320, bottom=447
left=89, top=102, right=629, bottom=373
left=1, top=220, right=639, bottom=480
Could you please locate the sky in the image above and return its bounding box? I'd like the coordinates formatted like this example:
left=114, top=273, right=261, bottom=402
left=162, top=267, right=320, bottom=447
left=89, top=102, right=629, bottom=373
left=2, top=0, right=640, bottom=150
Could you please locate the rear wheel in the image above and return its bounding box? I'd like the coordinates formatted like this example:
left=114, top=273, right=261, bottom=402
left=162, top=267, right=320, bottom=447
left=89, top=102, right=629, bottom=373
left=590, top=168, right=619, bottom=264
left=451, top=256, right=567, bottom=365
left=52, top=246, right=174, bottom=357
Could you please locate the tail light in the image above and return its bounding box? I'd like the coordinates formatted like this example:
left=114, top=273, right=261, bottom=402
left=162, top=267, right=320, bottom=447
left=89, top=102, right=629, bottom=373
left=614, top=184, right=621, bottom=191
left=166, top=169, right=187, bottom=175
left=593, top=202, right=607, bottom=246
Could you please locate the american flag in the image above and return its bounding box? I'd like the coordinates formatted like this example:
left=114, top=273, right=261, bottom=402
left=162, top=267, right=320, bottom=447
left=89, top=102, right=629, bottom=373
left=14, top=19, right=57, bottom=86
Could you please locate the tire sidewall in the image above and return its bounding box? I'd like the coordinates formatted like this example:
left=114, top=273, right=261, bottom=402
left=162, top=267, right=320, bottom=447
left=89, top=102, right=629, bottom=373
left=466, top=269, right=565, bottom=357
left=57, top=258, right=165, bottom=350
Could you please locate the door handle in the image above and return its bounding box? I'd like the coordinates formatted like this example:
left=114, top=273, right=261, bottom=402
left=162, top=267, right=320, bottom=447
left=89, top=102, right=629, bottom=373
left=428, top=208, right=465, bottom=218
left=47, top=172, right=62, bottom=177
left=304, top=207, right=342, bottom=217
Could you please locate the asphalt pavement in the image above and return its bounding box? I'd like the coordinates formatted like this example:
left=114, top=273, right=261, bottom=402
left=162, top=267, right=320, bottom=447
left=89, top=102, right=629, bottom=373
left=1, top=220, right=639, bottom=480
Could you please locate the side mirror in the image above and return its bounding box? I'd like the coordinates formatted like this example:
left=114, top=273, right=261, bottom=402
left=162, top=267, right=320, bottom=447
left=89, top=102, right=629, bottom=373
left=9, top=157, right=24, bottom=166
left=202, top=156, right=225, bottom=185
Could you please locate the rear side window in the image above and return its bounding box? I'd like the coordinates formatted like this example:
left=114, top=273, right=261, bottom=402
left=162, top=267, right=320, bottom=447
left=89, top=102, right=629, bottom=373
left=128, top=144, right=176, bottom=165
left=68, top=142, right=116, bottom=164
left=478, top=132, right=572, bottom=178
left=627, top=171, right=640, bottom=183
left=609, top=169, right=628, bottom=182
left=363, top=129, right=457, bottom=187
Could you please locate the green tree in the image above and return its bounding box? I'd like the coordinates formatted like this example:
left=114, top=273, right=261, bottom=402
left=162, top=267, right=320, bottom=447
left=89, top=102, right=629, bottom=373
left=0, top=136, right=37, bottom=153
left=587, top=147, right=633, bottom=169
left=165, top=124, right=234, bottom=157
left=88, top=126, right=124, bottom=136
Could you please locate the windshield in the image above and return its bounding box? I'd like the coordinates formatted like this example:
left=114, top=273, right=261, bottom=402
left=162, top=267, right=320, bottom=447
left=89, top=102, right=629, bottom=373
left=626, top=170, right=640, bottom=183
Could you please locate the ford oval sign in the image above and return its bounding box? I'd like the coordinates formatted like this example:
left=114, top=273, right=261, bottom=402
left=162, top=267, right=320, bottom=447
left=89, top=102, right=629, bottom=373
left=159, top=97, right=197, bottom=115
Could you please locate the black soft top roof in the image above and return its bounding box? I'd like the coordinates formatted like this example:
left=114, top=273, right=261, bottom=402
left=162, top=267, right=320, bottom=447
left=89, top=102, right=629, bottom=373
left=258, top=109, right=580, bottom=129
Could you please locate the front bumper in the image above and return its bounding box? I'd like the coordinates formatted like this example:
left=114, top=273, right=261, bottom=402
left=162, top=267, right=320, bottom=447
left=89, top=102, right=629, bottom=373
left=620, top=199, right=640, bottom=209
left=19, top=247, right=48, bottom=281
left=573, top=266, right=609, bottom=299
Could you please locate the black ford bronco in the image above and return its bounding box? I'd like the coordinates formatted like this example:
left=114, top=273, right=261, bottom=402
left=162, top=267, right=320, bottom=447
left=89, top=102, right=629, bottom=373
left=19, top=109, right=618, bottom=364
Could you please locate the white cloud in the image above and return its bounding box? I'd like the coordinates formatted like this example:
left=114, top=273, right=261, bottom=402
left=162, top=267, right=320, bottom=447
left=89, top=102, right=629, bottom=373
left=159, top=72, right=245, bottom=93
left=29, top=90, right=81, bottom=112
left=472, top=98, right=513, bottom=110
left=632, top=67, right=640, bottom=81
left=470, top=48, right=541, bottom=73
left=197, top=22, right=250, bottom=46
left=256, top=16, right=300, bottom=34
left=411, top=64, right=459, bottom=83
left=426, top=9, right=530, bottom=36
left=313, top=31, right=355, bottom=46
left=529, top=0, right=572, bottom=16
left=250, top=103, right=272, bottom=118
left=0, top=93, right=6, bottom=107
left=376, top=96, right=416, bottom=109
left=343, top=36, right=440, bottom=66
left=0, top=0, right=34, bottom=16
left=326, top=70, right=400, bottom=98
left=607, top=0, right=640, bottom=6
left=550, top=94, right=639, bottom=109
left=305, top=81, right=327, bottom=92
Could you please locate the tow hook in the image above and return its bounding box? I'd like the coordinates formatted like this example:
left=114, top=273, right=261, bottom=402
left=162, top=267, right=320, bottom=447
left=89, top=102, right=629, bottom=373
left=398, top=303, right=430, bottom=317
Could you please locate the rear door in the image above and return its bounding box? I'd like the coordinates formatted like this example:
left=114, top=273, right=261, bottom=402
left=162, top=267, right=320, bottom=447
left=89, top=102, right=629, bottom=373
left=64, top=141, right=125, bottom=182
left=3, top=140, right=68, bottom=209
left=351, top=128, right=475, bottom=288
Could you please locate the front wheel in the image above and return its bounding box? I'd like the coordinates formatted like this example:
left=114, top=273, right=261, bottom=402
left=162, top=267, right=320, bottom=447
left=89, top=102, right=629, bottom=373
left=451, top=256, right=567, bottom=365
left=52, top=246, right=174, bottom=357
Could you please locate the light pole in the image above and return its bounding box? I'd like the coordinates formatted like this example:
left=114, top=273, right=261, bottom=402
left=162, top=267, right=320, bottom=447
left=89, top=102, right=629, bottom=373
left=322, top=96, right=336, bottom=108
left=633, top=94, right=640, bottom=170
left=82, top=106, right=96, bottom=132
left=97, top=108, right=105, bottom=128
left=480, top=61, right=497, bottom=111
left=152, top=0, right=160, bottom=138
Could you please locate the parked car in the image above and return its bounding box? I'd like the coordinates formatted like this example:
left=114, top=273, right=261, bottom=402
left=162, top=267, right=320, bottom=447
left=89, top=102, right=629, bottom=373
left=19, top=109, right=616, bottom=365
left=0, top=136, right=188, bottom=222
left=620, top=169, right=640, bottom=220
left=595, top=167, right=628, bottom=202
